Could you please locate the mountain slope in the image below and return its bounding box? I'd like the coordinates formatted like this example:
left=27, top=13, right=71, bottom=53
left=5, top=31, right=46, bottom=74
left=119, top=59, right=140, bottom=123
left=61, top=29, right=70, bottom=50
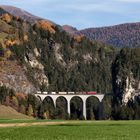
left=0, top=5, right=43, bottom=23
left=0, top=7, right=116, bottom=94
left=0, top=6, right=139, bottom=104
left=4, top=6, right=140, bottom=48
left=63, top=23, right=140, bottom=48
left=62, top=25, right=78, bottom=35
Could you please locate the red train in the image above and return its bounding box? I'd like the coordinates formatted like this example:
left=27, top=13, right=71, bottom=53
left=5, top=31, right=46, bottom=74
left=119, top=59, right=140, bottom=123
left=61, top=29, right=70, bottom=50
left=86, top=92, right=97, bottom=94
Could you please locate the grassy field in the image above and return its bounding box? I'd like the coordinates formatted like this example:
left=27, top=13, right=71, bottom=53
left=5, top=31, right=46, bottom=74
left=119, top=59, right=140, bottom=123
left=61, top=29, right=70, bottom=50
left=0, top=120, right=140, bottom=140
left=0, top=119, right=63, bottom=124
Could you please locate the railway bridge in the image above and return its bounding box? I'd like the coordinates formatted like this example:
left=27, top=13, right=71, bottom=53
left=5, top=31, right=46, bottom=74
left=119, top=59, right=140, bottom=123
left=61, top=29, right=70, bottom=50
left=35, top=93, right=104, bottom=119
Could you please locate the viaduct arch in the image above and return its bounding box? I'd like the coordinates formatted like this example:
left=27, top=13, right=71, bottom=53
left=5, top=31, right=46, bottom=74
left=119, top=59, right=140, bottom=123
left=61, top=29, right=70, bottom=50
left=35, top=93, right=104, bottom=119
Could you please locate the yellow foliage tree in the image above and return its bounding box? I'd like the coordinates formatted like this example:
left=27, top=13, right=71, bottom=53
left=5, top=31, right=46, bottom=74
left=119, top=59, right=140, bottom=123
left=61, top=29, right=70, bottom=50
left=19, top=105, right=26, bottom=114
left=24, top=34, right=28, bottom=41
left=4, top=50, right=12, bottom=58
left=27, top=104, right=33, bottom=116
left=12, top=96, right=19, bottom=108
left=37, top=20, right=56, bottom=34
left=74, top=35, right=84, bottom=43
left=2, top=14, right=12, bottom=23
left=44, top=110, right=49, bottom=119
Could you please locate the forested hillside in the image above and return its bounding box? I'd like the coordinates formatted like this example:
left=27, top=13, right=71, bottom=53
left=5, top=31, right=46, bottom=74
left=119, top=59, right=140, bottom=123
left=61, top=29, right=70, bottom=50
left=63, top=23, right=140, bottom=48
left=0, top=7, right=139, bottom=120
left=0, top=7, right=117, bottom=94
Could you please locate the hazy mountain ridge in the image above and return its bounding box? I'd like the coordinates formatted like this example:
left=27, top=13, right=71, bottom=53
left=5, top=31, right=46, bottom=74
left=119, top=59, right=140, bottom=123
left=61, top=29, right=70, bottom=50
left=63, top=23, right=140, bottom=48
left=3, top=5, right=140, bottom=48
left=62, top=25, right=78, bottom=35
left=0, top=5, right=42, bottom=23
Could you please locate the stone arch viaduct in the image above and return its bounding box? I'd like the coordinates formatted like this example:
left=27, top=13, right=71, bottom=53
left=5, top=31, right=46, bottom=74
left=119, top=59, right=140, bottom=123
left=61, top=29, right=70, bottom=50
left=35, top=93, right=104, bottom=119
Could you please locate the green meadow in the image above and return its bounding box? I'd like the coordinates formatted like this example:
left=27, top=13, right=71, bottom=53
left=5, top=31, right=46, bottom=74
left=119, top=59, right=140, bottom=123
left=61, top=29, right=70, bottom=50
left=0, top=120, right=140, bottom=140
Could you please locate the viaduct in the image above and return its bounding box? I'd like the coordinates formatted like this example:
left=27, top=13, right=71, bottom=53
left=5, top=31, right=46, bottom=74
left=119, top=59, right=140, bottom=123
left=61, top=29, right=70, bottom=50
left=35, top=93, right=105, bottom=119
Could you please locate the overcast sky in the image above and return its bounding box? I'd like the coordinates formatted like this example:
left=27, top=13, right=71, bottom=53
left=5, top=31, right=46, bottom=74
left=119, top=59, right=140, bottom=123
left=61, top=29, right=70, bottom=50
left=0, top=0, right=140, bottom=29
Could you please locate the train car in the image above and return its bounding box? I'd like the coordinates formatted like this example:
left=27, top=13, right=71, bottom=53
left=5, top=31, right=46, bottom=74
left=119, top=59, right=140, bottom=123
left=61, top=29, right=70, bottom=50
left=59, top=92, right=67, bottom=95
left=75, top=92, right=81, bottom=94
left=43, top=92, right=48, bottom=94
left=76, top=92, right=86, bottom=94
left=82, top=92, right=87, bottom=94
left=86, top=91, right=97, bottom=94
left=67, top=92, right=75, bottom=94
left=51, top=92, right=56, bottom=94
left=37, top=91, right=42, bottom=94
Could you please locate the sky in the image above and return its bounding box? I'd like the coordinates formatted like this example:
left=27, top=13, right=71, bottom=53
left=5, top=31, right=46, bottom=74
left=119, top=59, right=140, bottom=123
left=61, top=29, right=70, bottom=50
left=0, top=0, right=140, bottom=29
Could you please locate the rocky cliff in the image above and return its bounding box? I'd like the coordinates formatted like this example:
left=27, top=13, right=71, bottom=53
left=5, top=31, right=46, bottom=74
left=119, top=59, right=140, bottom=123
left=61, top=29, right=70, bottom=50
left=112, top=48, right=140, bottom=104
